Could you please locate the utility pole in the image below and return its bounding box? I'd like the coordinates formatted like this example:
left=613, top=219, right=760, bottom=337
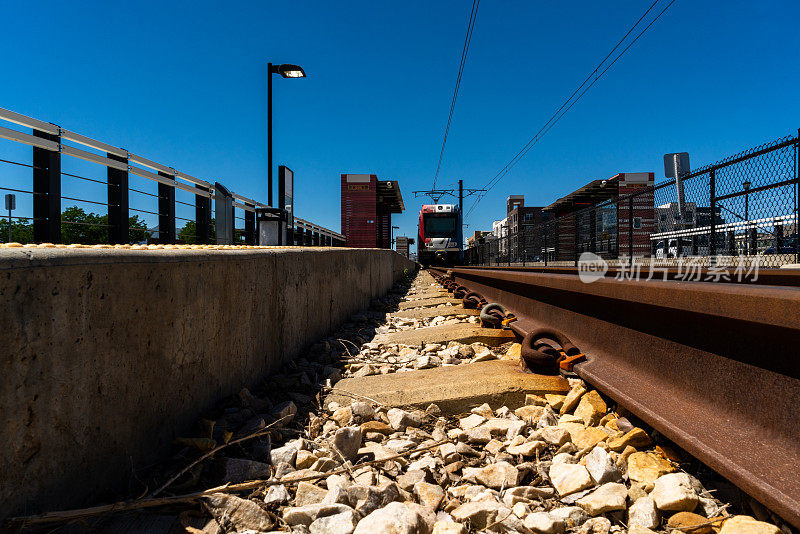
left=458, top=180, right=464, bottom=262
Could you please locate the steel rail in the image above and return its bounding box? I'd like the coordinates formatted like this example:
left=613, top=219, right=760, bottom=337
left=430, top=266, right=800, bottom=529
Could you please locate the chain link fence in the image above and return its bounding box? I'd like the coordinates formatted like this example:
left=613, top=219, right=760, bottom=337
left=466, top=131, right=799, bottom=269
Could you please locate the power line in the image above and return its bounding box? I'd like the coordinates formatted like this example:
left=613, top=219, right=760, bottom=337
left=466, top=0, right=676, bottom=220
left=432, top=0, right=480, bottom=190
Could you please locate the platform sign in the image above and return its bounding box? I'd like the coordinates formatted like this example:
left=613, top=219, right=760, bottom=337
left=279, top=166, right=294, bottom=243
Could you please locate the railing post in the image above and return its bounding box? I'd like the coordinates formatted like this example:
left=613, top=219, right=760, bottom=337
left=796, top=131, right=799, bottom=264
left=709, top=169, right=716, bottom=260
left=107, top=153, right=129, bottom=244
left=157, top=172, right=176, bottom=243
left=32, top=129, right=61, bottom=243
left=244, top=202, right=255, bottom=245
left=195, top=184, right=211, bottom=244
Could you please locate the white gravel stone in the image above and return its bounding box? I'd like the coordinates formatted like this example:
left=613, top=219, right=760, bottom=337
left=549, top=463, right=594, bottom=496
left=464, top=461, right=519, bottom=489
left=432, top=520, right=465, bottom=534
left=264, top=484, right=291, bottom=505
left=651, top=473, right=699, bottom=512
left=333, top=426, right=363, bottom=461
left=387, top=408, right=422, bottom=430
left=353, top=502, right=429, bottom=534
left=295, top=481, right=329, bottom=506
left=584, top=447, right=623, bottom=484
left=524, top=512, right=565, bottom=534
left=540, top=426, right=570, bottom=446
left=309, top=509, right=360, bottom=534
left=628, top=497, right=660, bottom=530
left=459, top=413, right=486, bottom=430
left=283, top=503, right=354, bottom=526
left=270, top=443, right=299, bottom=466
left=575, top=482, right=627, bottom=516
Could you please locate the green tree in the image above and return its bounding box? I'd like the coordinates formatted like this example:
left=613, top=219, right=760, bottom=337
left=0, top=218, right=34, bottom=243
left=59, top=206, right=153, bottom=244
left=178, top=219, right=215, bottom=244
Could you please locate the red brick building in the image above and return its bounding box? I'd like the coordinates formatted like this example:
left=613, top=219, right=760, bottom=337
left=341, top=174, right=404, bottom=248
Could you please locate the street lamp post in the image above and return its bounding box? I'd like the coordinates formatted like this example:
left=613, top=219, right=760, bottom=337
left=267, top=63, right=306, bottom=206
left=743, top=180, right=751, bottom=254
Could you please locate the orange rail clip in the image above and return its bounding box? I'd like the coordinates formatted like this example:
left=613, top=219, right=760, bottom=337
left=558, top=352, right=587, bottom=371
left=501, top=314, right=517, bottom=326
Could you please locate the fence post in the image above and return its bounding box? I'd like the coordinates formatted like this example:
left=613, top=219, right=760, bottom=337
left=195, top=185, right=211, bottom=244
left=709, top=169, right=716, bottom=261
left=157, top=172, right=176, bottom=243
left=628, top=196, right=634, bottom=268
left=107, top=153, right=129, bottom=244
left=32, top=129, right=61, bottom=243
left=796, top=130, right=799, bottom=264
left=244, top=203, right=255, bottom=245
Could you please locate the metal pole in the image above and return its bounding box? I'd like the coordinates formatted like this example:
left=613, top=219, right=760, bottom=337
left=796, top=130, right=799, bottom=264
left=267, top=63, right=273, bottom=207
left=709, top=169, right=716, bottom=261
left=745, top=189, right=749, bottom=255
left=7, top=206, right=11, bottom=242
left=458, top=179, right=464, bottom=263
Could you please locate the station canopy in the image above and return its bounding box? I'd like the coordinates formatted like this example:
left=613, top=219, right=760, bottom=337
left=377, top=180, right=404, bottom=213
left=544, top=178, right=618, bottom=214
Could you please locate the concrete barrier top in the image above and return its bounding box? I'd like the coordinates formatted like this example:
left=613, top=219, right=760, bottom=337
left=0, top=246, right=404, bottom=270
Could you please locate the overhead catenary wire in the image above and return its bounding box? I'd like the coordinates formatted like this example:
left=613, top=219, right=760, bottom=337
left=432, top=0, right=480, bottom=190
left=466, top=0, right=676, bottom=220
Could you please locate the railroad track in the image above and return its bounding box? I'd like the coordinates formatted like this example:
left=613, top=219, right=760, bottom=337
left=429, top=265, right=800, bottom=530
left=7, top=267, right=795, bottom=533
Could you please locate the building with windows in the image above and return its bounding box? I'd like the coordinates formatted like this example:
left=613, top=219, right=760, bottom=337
left=340, top=174, right=404, bottom=248
left=492, top=217, right=508, bottom=256
left=506, top=195, right=548, bottom=261
left=395, top=235, right=414, bottom=257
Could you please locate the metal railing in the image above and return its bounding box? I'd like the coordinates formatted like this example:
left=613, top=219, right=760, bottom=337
left=466, top=130, right=800, bottom=268
left=0, top=106, right=344, bottom=246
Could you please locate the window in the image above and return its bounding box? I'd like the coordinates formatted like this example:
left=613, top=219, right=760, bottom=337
left=660, top=213, right=667, bottom=221
left=633, top=217, right=642, bottom=229
left=685, top=210, right=694, bottom=222
left=423, top=214, right=457, bottom=238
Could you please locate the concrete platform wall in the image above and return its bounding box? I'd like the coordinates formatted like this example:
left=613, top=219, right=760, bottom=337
left=0, top=247, right=415, bottom=519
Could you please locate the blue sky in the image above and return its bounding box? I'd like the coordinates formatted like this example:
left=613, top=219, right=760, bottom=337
left=1, top=1, right=799, bottom=242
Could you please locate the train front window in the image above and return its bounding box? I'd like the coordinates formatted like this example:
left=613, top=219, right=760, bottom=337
left=424, top=215, right=457, bottom=238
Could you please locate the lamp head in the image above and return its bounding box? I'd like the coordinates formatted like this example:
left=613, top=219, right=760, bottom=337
left=275, top=64, right=306, bottom=78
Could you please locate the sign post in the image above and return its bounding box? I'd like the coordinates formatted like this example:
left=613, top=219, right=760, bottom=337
left=5, top=193, right=15, bottom=243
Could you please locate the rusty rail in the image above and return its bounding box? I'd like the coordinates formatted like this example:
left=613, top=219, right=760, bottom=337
left=429, top=266, right=800, bottom=529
